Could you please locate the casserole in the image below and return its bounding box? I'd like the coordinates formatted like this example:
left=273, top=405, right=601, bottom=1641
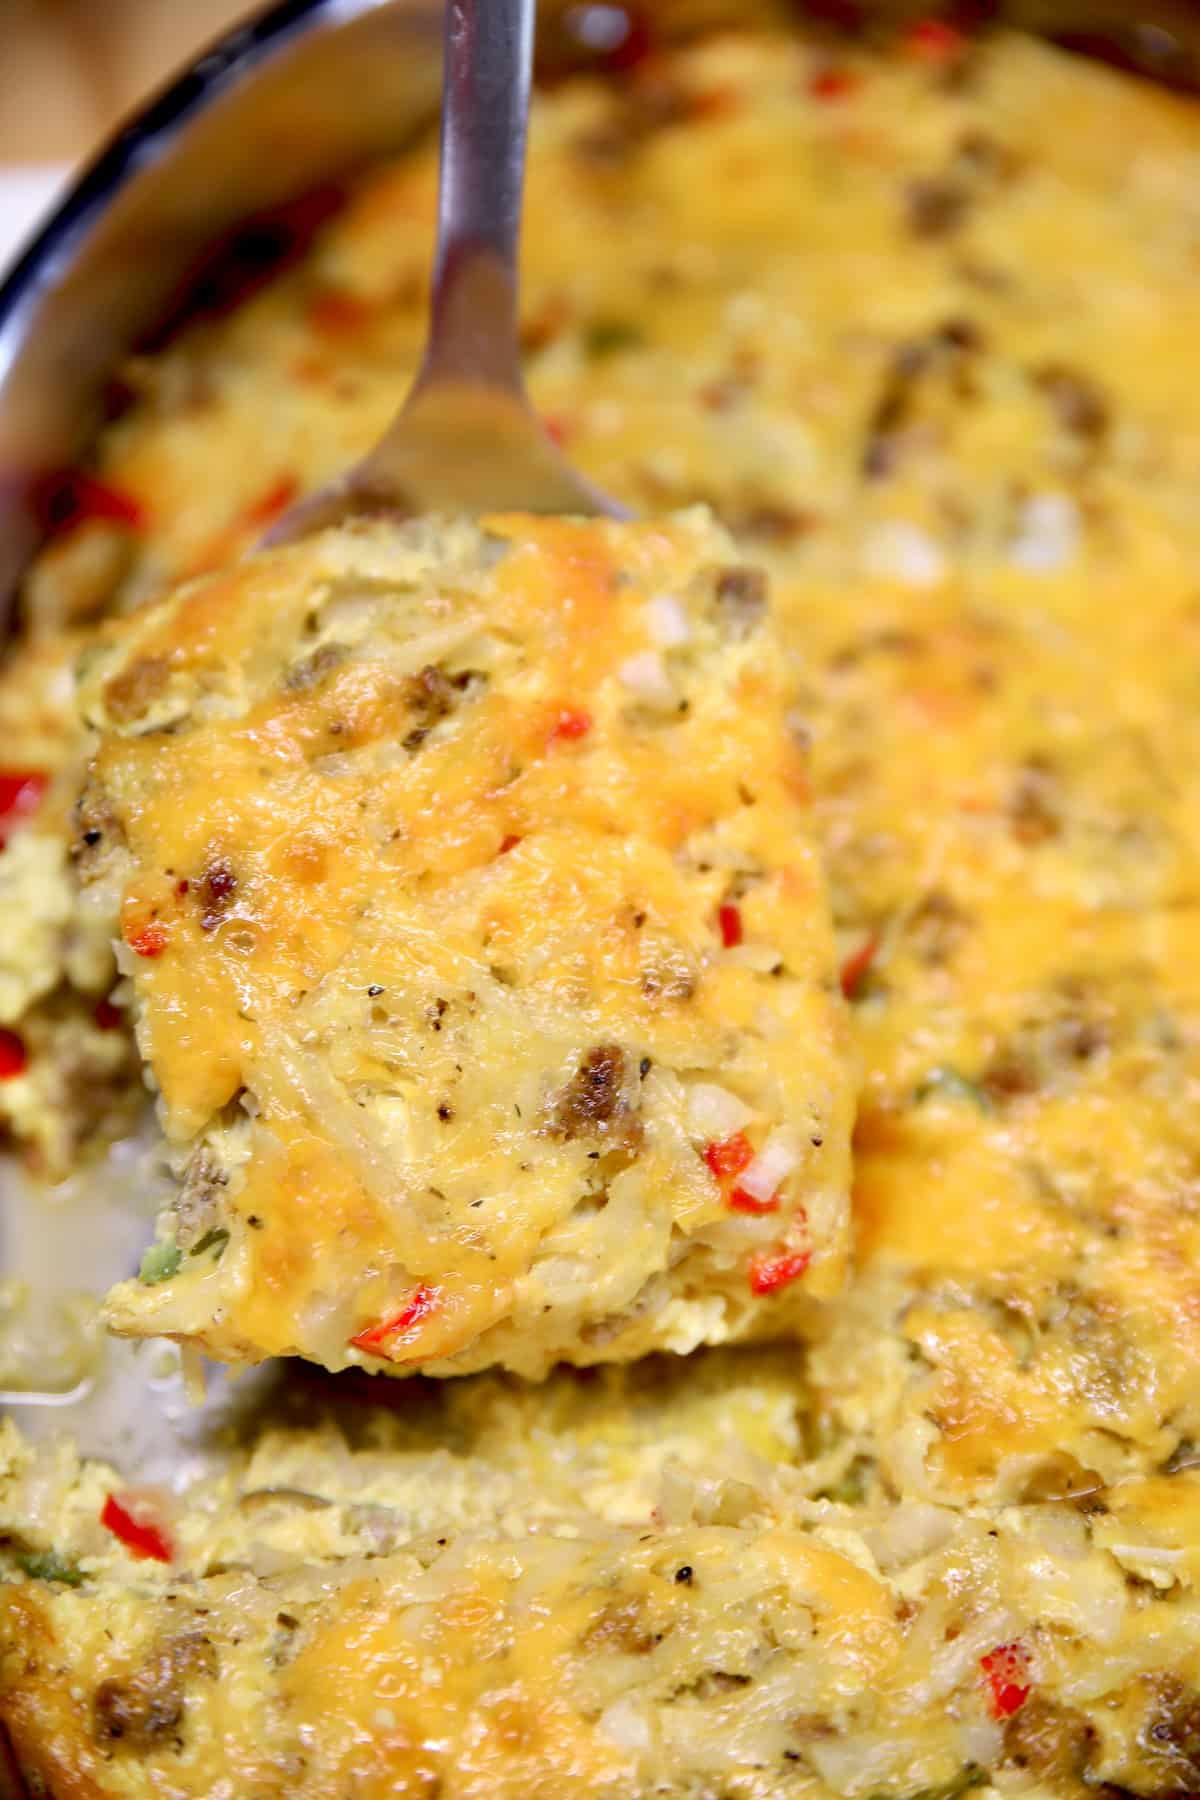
left=6, top=3, right=1200, bottom=1794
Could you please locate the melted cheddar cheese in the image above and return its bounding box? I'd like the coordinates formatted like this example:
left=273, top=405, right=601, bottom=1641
left=81, top=512, right=852, bottom=1376
left=4, top=11, right=1200, bottom=1794
left=5, top=1356, right=1200, bottom=1800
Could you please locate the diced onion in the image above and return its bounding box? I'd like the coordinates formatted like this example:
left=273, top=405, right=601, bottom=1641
left=687, top=1082, right=753, bottom=1139
left=1010, top=492, right=1079, bottom=572
left=569, top=4, right=636, bottom=52
left=725, top=942, right=783, bottom=973
left=862, top=1502, right=955, bottom=1572
left=1104, top=1542, right=1184, bottom=1588
left=618, top=649, right=675, bottom=706
left=598, top=1697, right=652, bottom=1751
left=1104, top=1542, right=1184, bottom=1564
left=862, top=522, right=946, bottom=588
left=112, top=939, right=139, bottom=977
left=959, top=1717, right=1005, bottom=1769
left=645, top=593, right=690, bottom=647
left=737, top=1127, right=799, bottom=1202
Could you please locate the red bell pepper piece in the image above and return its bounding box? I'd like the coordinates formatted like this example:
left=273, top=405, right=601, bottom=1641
left=550, top=707, right=592, bottom=743
left=0, top=770, right=48, bottom=848
left=749, top=1244, right=811, bottom=1295
left=980, top=1643, right=1031, bottom=1719
left=349, top=1282, right=440, bottom=1358
left=703, top=1132, right=754, bottom=1181
left=718, top=903, right=743, bottom=948
left=100, top=1493, right=173, bottom=1563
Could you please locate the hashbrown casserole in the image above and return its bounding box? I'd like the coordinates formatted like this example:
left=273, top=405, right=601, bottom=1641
left=4, top=8, right=1200, bottom=1795
left=78, top=509, right=852, bottom=1377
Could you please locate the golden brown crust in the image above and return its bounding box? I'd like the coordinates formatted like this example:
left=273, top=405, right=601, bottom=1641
left=5, top=1375, right=1200, bottom=1800
left=82, top=513, right=852, bottom=1377
left=8, top=15, right=1200, bottom=1796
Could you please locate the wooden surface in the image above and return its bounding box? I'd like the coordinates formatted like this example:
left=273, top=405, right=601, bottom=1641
left=0, top=1, right=253, bottom=164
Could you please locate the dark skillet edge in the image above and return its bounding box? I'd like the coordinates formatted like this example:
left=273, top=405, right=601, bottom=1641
left=0, top=0, right=341, bottom=622
left=0, top=0, right=334, bottom=338
left=0, top=0, right=443, bottom=618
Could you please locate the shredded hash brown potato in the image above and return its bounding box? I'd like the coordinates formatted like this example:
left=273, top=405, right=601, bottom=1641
left=78, top=511, right=851, bottom=1377
left=4, top=10, right=1200, bottom=1793
left=4, top=1358, right=1200, bottom=1799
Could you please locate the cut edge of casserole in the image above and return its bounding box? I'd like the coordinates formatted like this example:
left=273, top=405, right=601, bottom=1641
left=75, top=509, right=854, bottom=1378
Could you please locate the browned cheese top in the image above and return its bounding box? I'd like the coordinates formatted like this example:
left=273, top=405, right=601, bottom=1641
left=82, top=512, right=851, bottom=1375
